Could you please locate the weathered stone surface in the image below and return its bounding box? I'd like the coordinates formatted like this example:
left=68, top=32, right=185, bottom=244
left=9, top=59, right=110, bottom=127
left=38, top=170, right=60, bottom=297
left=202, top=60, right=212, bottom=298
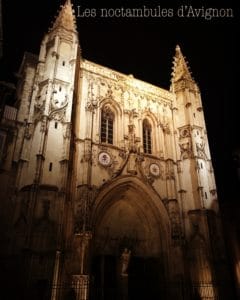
left=0, top=1, right=234, bottom=299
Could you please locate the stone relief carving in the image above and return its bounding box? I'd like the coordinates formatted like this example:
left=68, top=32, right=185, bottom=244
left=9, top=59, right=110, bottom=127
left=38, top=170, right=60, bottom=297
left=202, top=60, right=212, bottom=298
left=158, top=114, right=171, bottom=134
left=196, top=142, right=207, bottom=159
left=161, top=121, right=171, bottom=134
left=176, top=160, right=182, bottom=173
left=82, top=61, right=119, bottom=81
left=179, top=125, right=191, bottom=139
left=34, top=101, right=45, bottom=123
left=165, top=160, right=175, bottom=180
left=179, top=141, right=192, bottom=159
left=86, top=77, right=126, bottom=112
left=173, top=79, right=198, bottom=93
left=159, top=162, right=165, bottom=179
left=95, top=226, right=144, bottom=256
left=111, top=150, right=129, bottom=179
left=143, top=160, right=164, bottom=180
left=98, top=151, right=112, bottom=167
left=24, top=122, right=35, bottom=139
left=97, top=144, right=167, bottom=185
left=82, top=60, right=174, bottom=104
left=127, top=153, right=138, bottom=175
left=86, top=80, right=99, bottom=111
left=33, top=81, right=69, bottom=123
left=169, top=201, right=182, bottom=240
left=164, top=199, right=182, bottom=240
left=40, top=116, right=48, bottom=133
left=122, top=90, right=130, bottom=102
left=82, top=139, right=92, bottom=162
left=105, top=85, right=113, bottom=99
left=74, top=185, right=98, bottom=233
left=149, top=163, right=160, bottom=177
left=49, top=107, right=67, bottom=121
left=49, top=93, right=68, bottom=121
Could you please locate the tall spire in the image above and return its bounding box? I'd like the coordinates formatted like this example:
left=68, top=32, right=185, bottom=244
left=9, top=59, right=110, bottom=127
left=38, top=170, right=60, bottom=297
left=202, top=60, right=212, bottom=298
left=49, top=0, right=77, bottom=33
left=171, top=45, right=198, bottom=92
left=171, top=45, right=194, bottom=83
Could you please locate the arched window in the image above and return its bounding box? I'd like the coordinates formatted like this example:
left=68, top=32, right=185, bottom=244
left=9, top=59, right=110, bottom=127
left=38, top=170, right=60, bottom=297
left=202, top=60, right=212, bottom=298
left=143, top=119, right=152, bottom=154
left=101, top=105, right=114, bottom=144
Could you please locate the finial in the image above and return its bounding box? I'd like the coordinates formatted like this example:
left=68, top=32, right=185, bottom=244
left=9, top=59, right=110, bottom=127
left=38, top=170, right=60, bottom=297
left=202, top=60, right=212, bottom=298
left=176, top=44, right=181, bottom=52
left=49, top=0, right=77, bottom=33
left=171, top=44, right=196, bottom=85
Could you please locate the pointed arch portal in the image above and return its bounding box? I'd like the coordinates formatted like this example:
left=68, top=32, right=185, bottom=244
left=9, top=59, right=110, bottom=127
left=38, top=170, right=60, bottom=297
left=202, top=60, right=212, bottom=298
left=90, top=176, right=171, bottom=300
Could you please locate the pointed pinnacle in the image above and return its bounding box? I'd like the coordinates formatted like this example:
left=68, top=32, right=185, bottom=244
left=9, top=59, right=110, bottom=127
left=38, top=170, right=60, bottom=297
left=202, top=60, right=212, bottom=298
left=171, top=44, right=194, bottom=83
left=50, top=0, right=77, bottom=33
left=175, top=44, right=181, bottom=52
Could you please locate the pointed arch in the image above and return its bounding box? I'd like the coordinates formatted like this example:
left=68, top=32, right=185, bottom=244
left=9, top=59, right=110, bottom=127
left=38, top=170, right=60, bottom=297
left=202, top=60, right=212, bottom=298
left=99, top=98, right=123, bottom=146
left=90, top=176, right=173, bottom=298
left=100, top=105, right=114, bottom=144
left=141, top=110, right=158, bottom=127
left=142, top=118, right=152, bottom=154
left=141, top=111, right=159, bottom=155
left=99, top=98, right=122, bottom=117
left=91, top=176, right=171, bottom=257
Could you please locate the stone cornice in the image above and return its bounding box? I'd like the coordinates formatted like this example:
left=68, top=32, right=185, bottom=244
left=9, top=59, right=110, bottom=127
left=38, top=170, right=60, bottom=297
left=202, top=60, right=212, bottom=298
left=81, top=59, right=175, bottom=103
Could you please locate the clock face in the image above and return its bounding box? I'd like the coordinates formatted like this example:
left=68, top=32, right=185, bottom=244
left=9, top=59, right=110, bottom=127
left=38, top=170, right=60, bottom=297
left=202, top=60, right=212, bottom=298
left=149, top=163, right=160, bottom=177
left=98, top=152, right=111, bottom=166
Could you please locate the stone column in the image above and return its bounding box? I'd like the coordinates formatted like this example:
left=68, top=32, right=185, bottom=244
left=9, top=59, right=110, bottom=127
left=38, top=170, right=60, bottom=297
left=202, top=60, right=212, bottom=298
left=51, top=250, right=61, bottom=300
left=71, top=275, right=89, bottom=300
left=78, top=232, right=92, bottom=275
left=71, top=232, right=92, bottom=300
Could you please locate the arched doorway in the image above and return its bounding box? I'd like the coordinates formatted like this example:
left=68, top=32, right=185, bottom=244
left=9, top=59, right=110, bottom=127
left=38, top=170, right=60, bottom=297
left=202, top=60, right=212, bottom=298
left=90, top=177, right=171, bottom=300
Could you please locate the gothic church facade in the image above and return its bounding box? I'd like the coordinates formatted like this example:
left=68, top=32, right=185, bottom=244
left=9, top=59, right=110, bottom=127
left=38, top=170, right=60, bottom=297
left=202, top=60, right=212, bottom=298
left=0, top=1, right=233, bottom=299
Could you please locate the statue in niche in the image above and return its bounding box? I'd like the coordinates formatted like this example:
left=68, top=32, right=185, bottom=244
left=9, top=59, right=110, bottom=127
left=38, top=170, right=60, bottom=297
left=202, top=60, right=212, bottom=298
left=120, top=248, right=131, bottom=276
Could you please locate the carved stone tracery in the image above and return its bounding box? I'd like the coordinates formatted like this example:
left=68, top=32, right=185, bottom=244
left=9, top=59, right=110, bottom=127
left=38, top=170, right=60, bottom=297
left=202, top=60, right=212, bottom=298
left=179, top=141, right=192, bottom=159
left=74, top=185, right=98, bottom=233
left=196, top=142, right=207, bottom=159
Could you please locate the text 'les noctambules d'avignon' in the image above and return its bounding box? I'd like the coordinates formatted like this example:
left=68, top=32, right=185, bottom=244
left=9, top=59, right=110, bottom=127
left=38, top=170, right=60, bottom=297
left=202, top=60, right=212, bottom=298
left=77, top=5, right=234, bottom=20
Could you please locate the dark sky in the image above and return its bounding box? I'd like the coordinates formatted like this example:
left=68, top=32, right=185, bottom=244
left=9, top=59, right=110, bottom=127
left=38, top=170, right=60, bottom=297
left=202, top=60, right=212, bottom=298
left=0, top=0, right=239, bottom=206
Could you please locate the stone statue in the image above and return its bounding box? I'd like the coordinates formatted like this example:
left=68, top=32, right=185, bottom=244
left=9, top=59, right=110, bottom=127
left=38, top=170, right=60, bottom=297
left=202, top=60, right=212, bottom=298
left=120, top=248, right=131, bottom=276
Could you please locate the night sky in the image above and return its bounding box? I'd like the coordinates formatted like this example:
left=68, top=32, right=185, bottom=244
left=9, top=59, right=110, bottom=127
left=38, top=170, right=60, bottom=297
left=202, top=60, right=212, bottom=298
left=0, top=0, right=238, bottom=208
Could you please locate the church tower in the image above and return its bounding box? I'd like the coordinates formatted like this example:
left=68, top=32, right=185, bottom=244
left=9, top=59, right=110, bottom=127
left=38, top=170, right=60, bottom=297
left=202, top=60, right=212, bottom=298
left=0, top=1, right=79, bottom=298
left=171, top=45, right=231, bottom=297
left=15, top=0, right=78, bottom=191
left=171, top=45, right=217, bottom=211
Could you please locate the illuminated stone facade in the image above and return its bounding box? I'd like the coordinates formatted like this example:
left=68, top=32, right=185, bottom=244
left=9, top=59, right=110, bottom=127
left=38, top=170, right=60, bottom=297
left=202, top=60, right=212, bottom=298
left=0, top=1, right=234, bottom=299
